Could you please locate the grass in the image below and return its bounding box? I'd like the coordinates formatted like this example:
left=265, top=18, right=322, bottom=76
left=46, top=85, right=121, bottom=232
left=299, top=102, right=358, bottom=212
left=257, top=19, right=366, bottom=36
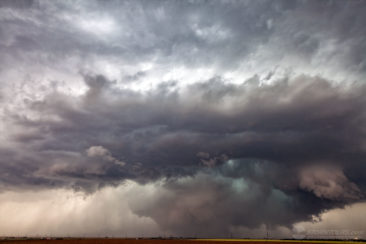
left=194, top=239, right=363, bottom=243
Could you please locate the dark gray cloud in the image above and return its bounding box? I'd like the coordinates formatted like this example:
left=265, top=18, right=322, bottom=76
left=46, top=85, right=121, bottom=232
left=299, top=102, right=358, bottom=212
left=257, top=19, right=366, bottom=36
left=0, top=0, right=366, bottom=237
left=3, top=73, right=366, bottom=235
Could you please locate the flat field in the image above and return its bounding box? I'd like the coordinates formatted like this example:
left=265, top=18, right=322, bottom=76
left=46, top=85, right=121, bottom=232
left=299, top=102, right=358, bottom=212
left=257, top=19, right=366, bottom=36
left=0, top=239, right=363, bottom=244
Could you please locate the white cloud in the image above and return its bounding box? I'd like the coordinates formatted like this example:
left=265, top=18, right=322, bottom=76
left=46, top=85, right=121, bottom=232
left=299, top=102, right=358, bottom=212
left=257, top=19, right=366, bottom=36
left=299, top=165, right=361, bottom=201
left=0, top=182, right=160, bottom=237
left=293, top=202, right=366, bottom=240
left=87, top=146, right=125, bottom=167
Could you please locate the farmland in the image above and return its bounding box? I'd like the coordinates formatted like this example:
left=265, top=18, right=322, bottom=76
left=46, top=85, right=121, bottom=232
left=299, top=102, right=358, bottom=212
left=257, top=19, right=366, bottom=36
left=0, top=239, right=363, bottom=244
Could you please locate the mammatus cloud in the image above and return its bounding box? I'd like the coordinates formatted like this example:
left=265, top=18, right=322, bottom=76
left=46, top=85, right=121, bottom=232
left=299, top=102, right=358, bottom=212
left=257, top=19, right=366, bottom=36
left=0, top=0, right=365, bottom=238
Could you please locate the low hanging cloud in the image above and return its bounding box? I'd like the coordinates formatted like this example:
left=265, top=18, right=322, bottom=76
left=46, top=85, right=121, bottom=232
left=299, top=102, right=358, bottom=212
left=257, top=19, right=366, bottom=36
left=293, top=202, right=366, bottom=240
left=87, top=146, right=126, bottom=167
left=0, top=183, right=160, bottom=237
left=299, top=165, right=362, bottom=201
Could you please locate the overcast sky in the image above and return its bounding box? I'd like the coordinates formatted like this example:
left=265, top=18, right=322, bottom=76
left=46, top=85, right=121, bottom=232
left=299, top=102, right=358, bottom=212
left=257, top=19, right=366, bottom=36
left=0, top=0, right=366, bottom=239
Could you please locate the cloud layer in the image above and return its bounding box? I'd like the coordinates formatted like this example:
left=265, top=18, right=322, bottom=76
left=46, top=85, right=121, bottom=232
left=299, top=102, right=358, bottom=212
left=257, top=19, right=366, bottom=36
left=0, top=0, right=366, bottom=238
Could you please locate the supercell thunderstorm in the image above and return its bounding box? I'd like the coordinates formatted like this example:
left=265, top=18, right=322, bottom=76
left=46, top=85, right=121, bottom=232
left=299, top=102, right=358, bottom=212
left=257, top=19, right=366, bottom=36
left=0, top=0, right=366, bottom=238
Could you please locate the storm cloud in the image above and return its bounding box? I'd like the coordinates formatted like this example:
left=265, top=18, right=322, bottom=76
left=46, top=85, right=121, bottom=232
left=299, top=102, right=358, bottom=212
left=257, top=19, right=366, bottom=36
left=0, top=0, right=366, bottom=238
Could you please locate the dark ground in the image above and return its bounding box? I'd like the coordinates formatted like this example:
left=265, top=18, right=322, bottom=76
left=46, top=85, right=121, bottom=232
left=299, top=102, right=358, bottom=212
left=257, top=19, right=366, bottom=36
left=0, top=238, right=363, bottom=244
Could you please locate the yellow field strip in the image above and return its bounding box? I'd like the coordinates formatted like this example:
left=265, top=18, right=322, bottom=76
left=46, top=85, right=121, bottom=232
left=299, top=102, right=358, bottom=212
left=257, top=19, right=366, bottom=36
left=192, top=239, right=361, bottom=244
